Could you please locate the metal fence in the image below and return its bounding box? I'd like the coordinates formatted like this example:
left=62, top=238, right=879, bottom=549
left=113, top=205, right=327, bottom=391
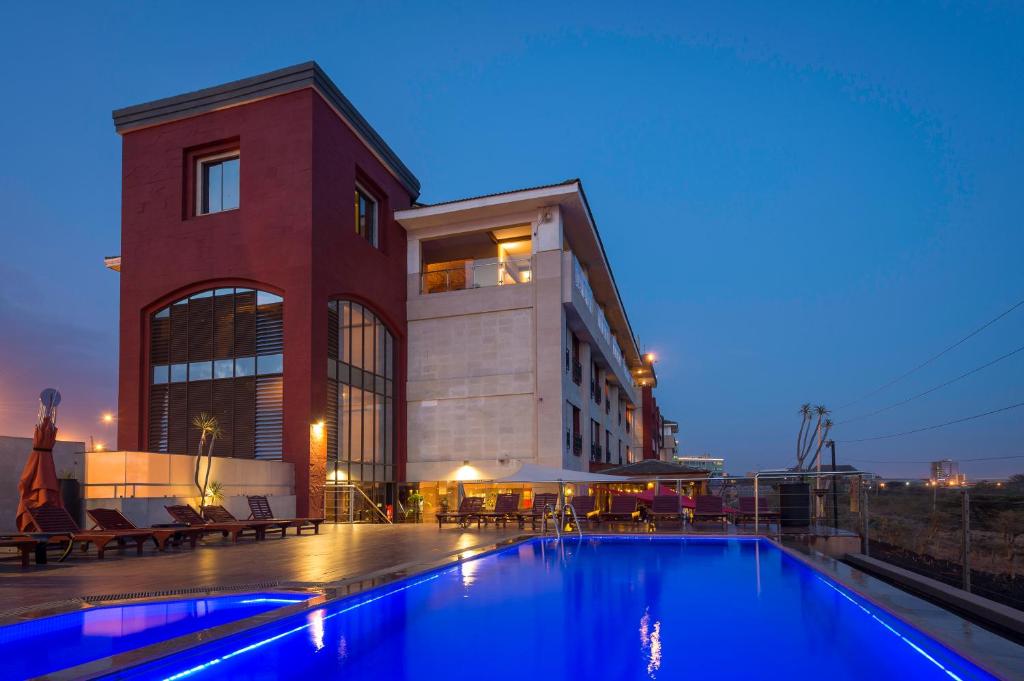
left=858, top=481, right=1024, bottom=609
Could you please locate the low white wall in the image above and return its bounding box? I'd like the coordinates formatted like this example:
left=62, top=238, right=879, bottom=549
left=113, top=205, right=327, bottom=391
left=83, top=450, right=294, bottom=499
left=81, top=451, right=296, bottom=527
left=84, top=494, right=297, bottom=528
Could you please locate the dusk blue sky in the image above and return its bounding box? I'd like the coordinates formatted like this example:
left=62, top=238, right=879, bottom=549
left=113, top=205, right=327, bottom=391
left=1, top=2, right=1021, bottom=477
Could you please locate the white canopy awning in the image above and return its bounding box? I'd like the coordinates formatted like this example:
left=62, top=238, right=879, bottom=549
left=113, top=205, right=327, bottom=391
left=491, top=462, right=622, bottom=483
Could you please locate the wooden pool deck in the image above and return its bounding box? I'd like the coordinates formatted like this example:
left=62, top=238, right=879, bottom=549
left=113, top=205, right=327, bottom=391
left=0, top=524, right=526, bottom=621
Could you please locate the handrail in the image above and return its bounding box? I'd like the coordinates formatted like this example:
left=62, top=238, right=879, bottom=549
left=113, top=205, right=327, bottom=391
left=544, top=503, right=560, bottom=540
left=333, top=483, right=392, bottom=524
left=564, top=503, right=583, bottom=539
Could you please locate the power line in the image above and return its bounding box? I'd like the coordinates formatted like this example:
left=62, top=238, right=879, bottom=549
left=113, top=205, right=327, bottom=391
left=837, top=342, right=1024, bottom=425
left=837, top=400, right=1024, bottom=444
left=845, top=454, right=1024, bottom=464
left=834, top=297, right=1024, bottom=410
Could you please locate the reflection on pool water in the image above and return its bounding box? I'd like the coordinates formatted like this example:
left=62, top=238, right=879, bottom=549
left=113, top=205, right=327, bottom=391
left=0, top=592, right=310, bottom=678
left=112, top=538, right=997, bottom=680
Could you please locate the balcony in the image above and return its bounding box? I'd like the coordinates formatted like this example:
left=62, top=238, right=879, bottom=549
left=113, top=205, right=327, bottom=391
left=590, top=443, right=603, bottom=463
left=572, top=434, right=583, bottom=457
left=421, top=257, right=531, bottom=294
left=572, top=360, right=582, bottom=385
left=420, top=227, right=532, bottom=295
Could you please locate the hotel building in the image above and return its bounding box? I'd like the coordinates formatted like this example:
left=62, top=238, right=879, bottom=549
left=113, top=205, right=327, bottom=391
left=105, top=62, right=670, bottom=520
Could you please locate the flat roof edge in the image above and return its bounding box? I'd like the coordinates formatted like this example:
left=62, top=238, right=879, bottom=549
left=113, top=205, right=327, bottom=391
left=111, top=61, right=420, bottom=198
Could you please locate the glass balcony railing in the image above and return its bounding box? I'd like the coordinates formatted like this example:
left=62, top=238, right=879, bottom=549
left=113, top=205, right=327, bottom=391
left=421, top=257, right=532, bottom=294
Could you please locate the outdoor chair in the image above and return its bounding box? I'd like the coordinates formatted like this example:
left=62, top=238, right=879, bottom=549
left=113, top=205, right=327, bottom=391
left=165, top=504, right=267, bottom=543
left=648, top=495, right=684, bottom=530
left=736, top=496, right=779, bottom=525
left=247, top=495, right=324, bottom=535
left=693, top=495, right=730, bottom=527
left=0, top=536, right=41, bottom=568
left=87, top=507, right=206, bottom=550
left=481, top=493, right=521, bottom=528
left=520, top=492, right=559, bottom=531
left=601, top=495, right=641, bottom=525
left=26, top=504, right=153, bottom=559
left=566, top=495, right=600, bottom=528
left=435, top=496, right=485, bottom=528
left=202, top=504, right=290, bottom=538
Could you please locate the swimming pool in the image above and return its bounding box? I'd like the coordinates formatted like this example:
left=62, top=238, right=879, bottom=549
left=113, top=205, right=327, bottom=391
left=113, top=538, right=996, bottom=680
left=0, top=592, right=310, bottom=678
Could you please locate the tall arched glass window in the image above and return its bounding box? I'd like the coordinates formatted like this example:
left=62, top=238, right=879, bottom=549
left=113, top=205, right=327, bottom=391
left=326, top=301, right=394, bottom=492
left=149, top=288, right=284, bottom=459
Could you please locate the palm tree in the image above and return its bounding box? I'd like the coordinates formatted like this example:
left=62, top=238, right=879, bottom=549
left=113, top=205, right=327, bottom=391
left=796, top=403, right=812, bottom=466
left=192, top=413, right=222, bottom=503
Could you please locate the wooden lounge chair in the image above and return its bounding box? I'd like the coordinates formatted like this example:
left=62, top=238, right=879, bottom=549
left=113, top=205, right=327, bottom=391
left=601, top=495, right=641, bottom=525
left=519, top=493, right=559, bottom=531
left=203, top=505, right=289, bottom=538
left=247, top=495, right=324, bottom=535
left=87, top=508, right=206, bottom=550
left=648, top=495, right=684, bottom=530
left=26, top=504, right=153, bottom=559
left=436, top=496, right=484, bottom=528
left=165, top=504, right=266, bottom=543
left=481, top=493, right=521, bottom=528
left=736, top=496, right=779, bottom=525
left=693, top=495, right=730, bottom=527
left=566, top=495, right=599, bottom=528
left=0, top=536, right=40, bottom=568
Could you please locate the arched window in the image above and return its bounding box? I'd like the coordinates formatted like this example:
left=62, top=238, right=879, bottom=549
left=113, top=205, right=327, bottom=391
left=326, top=301, right=395, bottom=493
left=148, top=288, right=283, bottom=459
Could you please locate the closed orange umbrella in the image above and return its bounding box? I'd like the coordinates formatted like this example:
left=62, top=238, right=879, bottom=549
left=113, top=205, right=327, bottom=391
left=16, top=391, right=63, bottom=532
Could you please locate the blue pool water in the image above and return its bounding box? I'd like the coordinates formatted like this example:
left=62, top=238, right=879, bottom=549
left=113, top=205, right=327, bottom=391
left=0, top=592, right=309, bottom=678
left=117, top=538, right=994, bottom=680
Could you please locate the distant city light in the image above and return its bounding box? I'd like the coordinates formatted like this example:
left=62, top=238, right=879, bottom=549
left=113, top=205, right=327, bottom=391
left=101, top=412, right=114, bottom=424
left=94, top=442, right=106, bottom=452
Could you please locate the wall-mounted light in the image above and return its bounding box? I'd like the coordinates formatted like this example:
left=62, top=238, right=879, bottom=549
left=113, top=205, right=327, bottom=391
left=311, top=420, right=325, bottom=440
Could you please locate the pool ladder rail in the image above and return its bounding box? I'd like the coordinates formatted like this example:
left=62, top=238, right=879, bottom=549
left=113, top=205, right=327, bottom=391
left=543, top=503, right=583, bottom=540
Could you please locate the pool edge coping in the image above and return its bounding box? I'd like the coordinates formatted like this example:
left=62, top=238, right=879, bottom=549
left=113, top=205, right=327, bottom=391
left=771, top=538, right=1022, bottom=680
left=33, top=533, right=537, bottom=681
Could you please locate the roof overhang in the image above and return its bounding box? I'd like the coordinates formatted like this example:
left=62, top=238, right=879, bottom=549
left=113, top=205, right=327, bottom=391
left=111, top=61, right=420, bottom=199
left=396, top=180, right=642, bottom=367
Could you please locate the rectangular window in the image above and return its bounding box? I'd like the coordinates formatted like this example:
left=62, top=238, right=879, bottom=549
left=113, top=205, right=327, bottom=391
left=197, top=152, right=240, bottom=215
left=354, top=185, right=379, bottom=247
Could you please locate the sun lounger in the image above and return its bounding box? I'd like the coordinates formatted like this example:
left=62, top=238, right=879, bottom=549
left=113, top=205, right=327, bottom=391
left=736, top=496, right=779, bottom=524
left=693, top=495, right=730, bottom=527
left=87, top=507, right=206, bottom=550
left=519, top=493, right=559, bottom=531
left=165, top=504, right=266, bottom=542
left=648, top=495, right=684, bottom=529
left=601, top=495, right=641, bottom=525
left=26, top=504, right=153, bottom=559
left=436, top=496, right=485, bottom=528
left=202, top=504, right=289, bottom=538
left=566, top=495, right=599, bottom=528
left=481, top=493, right=521, bottom=528
left=247, top=496, right=324, bottom=535
left=0, top=536, right=40, bottom=567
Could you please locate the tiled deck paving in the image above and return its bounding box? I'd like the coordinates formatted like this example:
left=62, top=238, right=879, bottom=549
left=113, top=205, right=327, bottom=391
left=0, top=524, right=526, bottom=618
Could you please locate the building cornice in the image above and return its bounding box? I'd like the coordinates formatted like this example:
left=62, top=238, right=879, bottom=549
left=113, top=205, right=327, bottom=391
left=111, top=61, right=420, bottom=199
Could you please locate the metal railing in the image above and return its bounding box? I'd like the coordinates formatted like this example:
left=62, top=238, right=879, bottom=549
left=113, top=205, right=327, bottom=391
left=857, top=480, right=1024, bottom=607
left=421, top=257, right=531, bottom=294
left=324, top=483, right=392, bottom=524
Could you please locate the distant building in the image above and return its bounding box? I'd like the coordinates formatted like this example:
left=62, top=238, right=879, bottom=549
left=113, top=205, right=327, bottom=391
left=930, top=459, right=960, bottom=484
left=659, top=420, right=679, bottom=461
left=673, top=454, right=724, bottom=476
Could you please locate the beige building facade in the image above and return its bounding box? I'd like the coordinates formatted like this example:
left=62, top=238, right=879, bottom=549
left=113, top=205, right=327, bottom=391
left=397, top=181, right=648, bottom=484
